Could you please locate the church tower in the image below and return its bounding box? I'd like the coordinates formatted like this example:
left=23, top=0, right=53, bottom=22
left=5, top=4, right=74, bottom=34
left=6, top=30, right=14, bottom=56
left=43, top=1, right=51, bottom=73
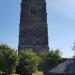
left=18, top=0, right=49, bottom=52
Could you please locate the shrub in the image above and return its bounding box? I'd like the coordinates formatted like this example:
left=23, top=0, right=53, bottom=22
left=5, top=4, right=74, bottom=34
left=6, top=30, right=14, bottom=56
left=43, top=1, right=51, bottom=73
left=0, top=44, right=18, bottom=75
left=17, top=49, right=40, bottom=75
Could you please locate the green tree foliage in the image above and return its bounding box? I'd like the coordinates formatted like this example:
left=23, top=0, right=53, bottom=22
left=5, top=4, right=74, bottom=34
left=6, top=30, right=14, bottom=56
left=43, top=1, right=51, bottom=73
left=0, top=44, right=62, bottom=74
left=39, top=49, right=62, bottom=65
left=48, top=49, right=62, bottom=61
left=72, top=42, right=75, bottom=58
left=38, top=48, right=49, bottom=60
left=72, top=42, right=75, bottom=51
left=18, top=49, right=40, bottom=75
left=0, top=44, right=18, bottom=75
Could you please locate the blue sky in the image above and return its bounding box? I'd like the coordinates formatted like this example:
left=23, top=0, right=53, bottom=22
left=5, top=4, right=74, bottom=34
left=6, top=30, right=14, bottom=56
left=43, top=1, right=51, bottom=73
left=0, top=0, right=75, bottom=58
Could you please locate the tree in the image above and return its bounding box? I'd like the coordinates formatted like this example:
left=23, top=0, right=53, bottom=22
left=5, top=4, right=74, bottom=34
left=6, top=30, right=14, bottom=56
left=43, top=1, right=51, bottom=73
left=72, top=42, right=75, bottom=58
left=39, top=49, right=61, bottom=63
left=38, top=48, right=49, bottom=60
left=48, top=49, right=62, bottom=61
left=17, top=49, right=40, bottom=75
left=72, top=43, right=75, bottom=50
left=39, top=48, right=62, bottom=65
left=0, top=44, right=18, bottom=75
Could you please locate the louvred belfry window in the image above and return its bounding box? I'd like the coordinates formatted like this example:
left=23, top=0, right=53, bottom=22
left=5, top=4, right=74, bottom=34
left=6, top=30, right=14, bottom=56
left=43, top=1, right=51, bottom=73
left=31, top=7, right=37, bottom=16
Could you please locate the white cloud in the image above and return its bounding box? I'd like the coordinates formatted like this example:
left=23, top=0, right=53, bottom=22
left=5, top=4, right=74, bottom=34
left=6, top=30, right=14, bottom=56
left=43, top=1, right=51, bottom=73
left=47, top=0, right=75, bottom=20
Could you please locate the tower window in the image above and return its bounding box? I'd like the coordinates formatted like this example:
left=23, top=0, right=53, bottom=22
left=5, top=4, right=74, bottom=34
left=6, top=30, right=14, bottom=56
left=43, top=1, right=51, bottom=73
left=31, top=7, right=37, bottom=16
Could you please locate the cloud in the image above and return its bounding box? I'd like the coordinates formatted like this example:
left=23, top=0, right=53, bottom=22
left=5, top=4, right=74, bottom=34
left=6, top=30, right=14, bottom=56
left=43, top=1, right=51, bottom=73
left=47, top=0, right=75, bottom=20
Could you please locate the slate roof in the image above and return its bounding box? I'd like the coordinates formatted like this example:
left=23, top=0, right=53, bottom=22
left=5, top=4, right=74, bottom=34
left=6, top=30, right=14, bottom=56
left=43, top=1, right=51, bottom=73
left=49, top=59, right=75, bottom=74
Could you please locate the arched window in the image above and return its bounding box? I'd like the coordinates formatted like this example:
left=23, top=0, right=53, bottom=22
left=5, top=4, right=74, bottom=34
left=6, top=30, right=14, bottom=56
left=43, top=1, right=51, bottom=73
left=31, top=7, right=37, bottom=16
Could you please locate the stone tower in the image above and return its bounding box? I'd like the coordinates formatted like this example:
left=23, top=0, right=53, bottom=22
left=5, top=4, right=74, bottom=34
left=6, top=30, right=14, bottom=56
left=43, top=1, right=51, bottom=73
left=18, top=0, right=49, bottom=52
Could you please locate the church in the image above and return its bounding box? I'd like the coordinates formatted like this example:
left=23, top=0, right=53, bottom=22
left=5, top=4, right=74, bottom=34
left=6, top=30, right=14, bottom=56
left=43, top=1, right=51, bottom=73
left=18, top=0, right=49, bottom=52
left=18, top=0, right=75, bottom=75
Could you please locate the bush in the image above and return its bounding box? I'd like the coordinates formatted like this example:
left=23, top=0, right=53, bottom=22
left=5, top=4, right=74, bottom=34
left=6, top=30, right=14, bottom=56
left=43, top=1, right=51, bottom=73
left=17, top=49, right=40, bottom=75
left=0, top=44, right=18, bottom=75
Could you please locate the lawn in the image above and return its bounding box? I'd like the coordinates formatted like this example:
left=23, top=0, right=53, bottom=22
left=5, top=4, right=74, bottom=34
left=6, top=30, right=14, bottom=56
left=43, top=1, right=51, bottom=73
left=32, top=71, right=43, bottom=75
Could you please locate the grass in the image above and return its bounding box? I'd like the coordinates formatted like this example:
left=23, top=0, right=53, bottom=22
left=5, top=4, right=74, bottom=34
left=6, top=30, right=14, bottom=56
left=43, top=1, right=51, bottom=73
left=11, top=74, right=19, bottom=75
left=32, top=71, right=43, bottom=75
